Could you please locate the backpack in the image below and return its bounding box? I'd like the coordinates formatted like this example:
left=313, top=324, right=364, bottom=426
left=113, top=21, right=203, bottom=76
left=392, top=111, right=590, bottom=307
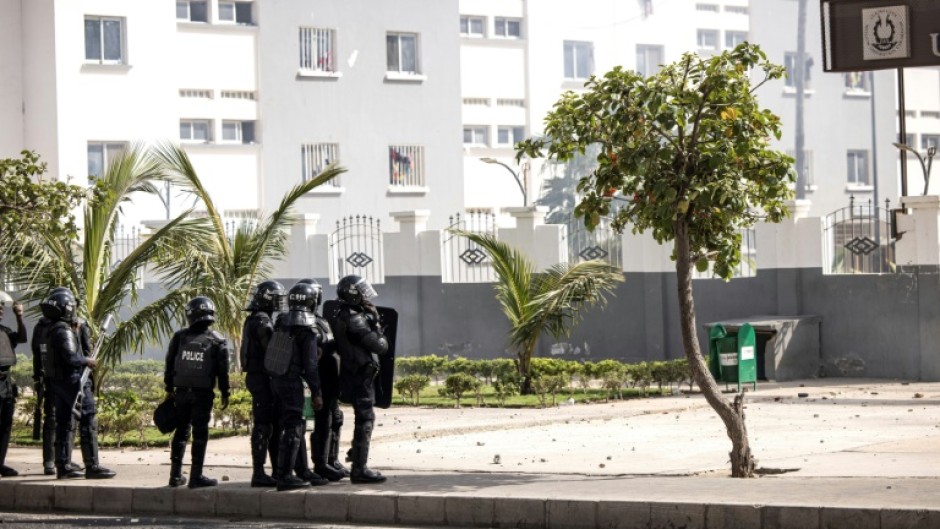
left=264, top=329, right=293, bottom=377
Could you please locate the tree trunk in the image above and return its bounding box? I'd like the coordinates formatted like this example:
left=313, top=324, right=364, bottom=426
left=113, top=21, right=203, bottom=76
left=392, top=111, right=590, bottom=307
left=675, top=219, right=755, bottom=477
left=517, top=337, right=537, bottom=395
left=794, top=0, right=808, bottom=199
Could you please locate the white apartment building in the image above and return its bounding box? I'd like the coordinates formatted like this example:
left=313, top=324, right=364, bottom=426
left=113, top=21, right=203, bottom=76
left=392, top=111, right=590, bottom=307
left=1, top=0, right=463, bottom=233
left=901, top=68, right=940, bottom=196
left=458, top=0, right=750, bottom=214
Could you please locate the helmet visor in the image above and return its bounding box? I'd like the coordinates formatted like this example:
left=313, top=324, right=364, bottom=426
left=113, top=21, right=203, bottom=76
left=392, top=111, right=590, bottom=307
left=355, top=279, right=378, bottom=301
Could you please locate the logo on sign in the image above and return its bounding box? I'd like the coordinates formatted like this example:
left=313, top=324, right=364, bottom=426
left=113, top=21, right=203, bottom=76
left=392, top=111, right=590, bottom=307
left=862, top=6, right=910, bottom=60
left=182, top=350, right=204, bottom=362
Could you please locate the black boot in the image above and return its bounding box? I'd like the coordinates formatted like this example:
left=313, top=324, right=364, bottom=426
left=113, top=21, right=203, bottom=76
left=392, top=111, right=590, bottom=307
left=312, top=430, right=343, bottom=482
left=250, top=425, right=276, bottom=487
left=55, top=440, right=82, bottom=479
left=268, top=424, right=281, bottom=481
left=349, top=420, right=385, bottom=484
left=168, top=441, right=187, bottom=487
left=42, top=415, right=55, bottom=475
left=188, top=440, right=217, bottom=488
left=330, top=427, right=350, bottom=478
left=294, top=432, right=328, bottom=486
left=276, top=426, right=309, bottom=492
left=0, top=426, right=18, bottom=477
left=80, top=419, right=115, bottom=479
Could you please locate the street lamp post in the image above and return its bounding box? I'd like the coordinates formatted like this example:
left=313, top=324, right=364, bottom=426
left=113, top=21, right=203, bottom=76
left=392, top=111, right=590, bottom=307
left=480, top=157, right=527, bottom=207
left=893, top=142, right=937, bottom=196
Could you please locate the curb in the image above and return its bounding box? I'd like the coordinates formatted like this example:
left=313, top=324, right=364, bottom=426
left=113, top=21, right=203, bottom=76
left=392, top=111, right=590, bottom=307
left=1, top=481, right=938, bottom=529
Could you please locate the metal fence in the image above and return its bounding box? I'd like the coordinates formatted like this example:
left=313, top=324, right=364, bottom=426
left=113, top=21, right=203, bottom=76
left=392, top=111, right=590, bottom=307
left=111, top=224, right=142, bottom=266
left=329, top=215, right=385, bottom=285
left=442, top=211, right=497, bottom=283
left=692, top=227, right=758, bottom=279
left=562, top=215, right=621, bottom=269
left=823, top=197, right=895, bottom=275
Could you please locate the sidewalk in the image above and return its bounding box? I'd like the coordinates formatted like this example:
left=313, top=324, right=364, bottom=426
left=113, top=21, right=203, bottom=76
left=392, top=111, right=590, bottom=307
left=1, top=378, right=938, bottom=528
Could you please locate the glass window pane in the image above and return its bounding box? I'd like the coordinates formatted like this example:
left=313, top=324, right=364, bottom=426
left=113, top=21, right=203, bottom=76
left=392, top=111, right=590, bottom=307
left=106, top=143, right=125, bottom=162
left=87, top=144, right=104, bottom=177
left=564, top=42, right=574, bottom=78
left=498, top=129, right=509, bottom=144
left=194, top=122, right=208, bottom=141
left=235, top=2, right=252, bottom=24
left=495, top=19, right=505, bottom=35
left=513, top=127, right=525, bottom=143
left=103, top=20, right=122, bottom=61
left=190, top=1, right=208, bottom=22
left=576, top=43, right=593, bottom=78
left=460, top=17, right=468, bottom=34
left=219, top=3, right=235, bottom=21
left=508, top=20, right=521, bottom=37
left=242, top=121, right=255, bottom=143
left=470, top=18, right=483, bottom=35
left=401, top=35, right=417, bottom=72
left=386, top=35, right=399, bottom=71
left=463, top=129, right=473, bottom=143
left=180, top=122, right=190, bottom=140
left=223, top=122, right=238, bottom=141
left=176, top=2, right=189, bottom=19
left=85, top=19, right=101, bottom=60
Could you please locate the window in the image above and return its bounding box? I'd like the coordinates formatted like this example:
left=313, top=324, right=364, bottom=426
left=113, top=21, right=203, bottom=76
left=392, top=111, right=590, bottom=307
left=922, top=111, right=940, bottom=119
left=636, top=44, right=664, bottom=77
left=301, top=144, right=340, bottom=185
left=787, top=150, right=815, bottom=189
left=218, top=1, right=253, bottom=24
left=389, top=145, right=425, bottom=187
left=497, top=98, right=525, bottom=107
left=460, top=16, right=485, bottom=37
left=725, top=31, right=748, bottom=49
left=300, top=27, right=336, bottom=72
left=844, top=72, right=870, bottom=92
left=494, top=17, right=522, bottom=38
left=784, top=52, right=813, bottom=89
left=923, top=135, right=940, bottom=151
left=695, top=3, right=719, bottom=12
left=847, top=150, right=870, bottom=186
left=84, top=16, right=124, bottom=64
left=463, top=126, right=489, bottom=146
left=179, top=89, right=213, bottom=99
left=180, top=119, right=212, bottom=142
left=563, top=40, right=594, bottom=80
left=176, top=1, right=207, bottom=22
left=387, top=33, right=419, bottom=74
left=222, top=120, right=256, bottom=144
left=725, top=5, right=749, bottom=14
left=463, top=97, right=490, bottom=106
left=697, top=29, right=719, bottom=51
left=220, top=90, right=255, bottom=100
left=904, top=134, right=915, bottom=147
left=87, top=142, right=127, bottom=181
left=497, top=126, right=525, bottom=147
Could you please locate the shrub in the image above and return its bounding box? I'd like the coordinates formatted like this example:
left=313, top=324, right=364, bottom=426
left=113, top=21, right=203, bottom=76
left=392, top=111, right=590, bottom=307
left=493, top=370, right=519, bottom=407
left=438, top=373, right=479, bottom=408
left=394, top=374, right=431, bottom=405
left=532, top=374, right=570, bottom=407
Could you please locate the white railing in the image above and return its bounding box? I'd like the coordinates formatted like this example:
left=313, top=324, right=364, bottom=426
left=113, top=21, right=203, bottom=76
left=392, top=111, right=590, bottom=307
left=299, top=27, right=335, bottom=72
left=388, top=145, right=425, bottom=187
left=301, top=143, right=340, bottom=186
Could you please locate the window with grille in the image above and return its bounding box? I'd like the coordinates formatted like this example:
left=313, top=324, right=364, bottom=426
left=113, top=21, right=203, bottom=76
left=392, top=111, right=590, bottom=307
left=725, top=5, right=749, bottom=14
left=460, top=16, right=485, bottom=37
left=180, top=119, right=212, bottom=142
left=301, top=144, right=340, bottom=186
left=387, top=33, right=419, bottom=74
left=923, top=135, right=940, bottom=151
left=220, top=90, right=255, bottom=100
left=180, top=89, right=213, bottom=99
left=84, top=16, right=125, bottom=64
left=695, top=3, right=719, bottom=12
left=496, top=98, right=525, bottom=107
left=388, top=145, right=425, bottom=187
left=494, top=17, right=522, bottom=38
left=300, top=27, right=336, bottom=72
left=847, top=150, right=870, bottom=186
left=463, top=97, right=490, bottom=106
left=563, top=41, right=594, bottom=80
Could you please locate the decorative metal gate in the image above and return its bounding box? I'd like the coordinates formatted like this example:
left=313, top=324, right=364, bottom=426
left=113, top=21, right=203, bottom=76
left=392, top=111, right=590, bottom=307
left=329, top=215, right=385, bottom=284
left=442, top=210, right=497, bottom=283
left=562, top=215, right=622, bottom=269
left=823, top=197, right=895, bottom=275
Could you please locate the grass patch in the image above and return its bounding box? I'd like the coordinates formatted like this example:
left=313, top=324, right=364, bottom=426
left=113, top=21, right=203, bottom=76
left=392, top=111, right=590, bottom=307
left=393, top=384, right=676, bottom=408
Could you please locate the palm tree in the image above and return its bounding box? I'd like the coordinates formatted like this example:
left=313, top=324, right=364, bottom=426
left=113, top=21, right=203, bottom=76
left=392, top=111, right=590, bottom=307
left=154, top=143, right=344, bottom=369
left=455, top=231, right=623, bottom=393
left=5, top=145, right=212, bottom=369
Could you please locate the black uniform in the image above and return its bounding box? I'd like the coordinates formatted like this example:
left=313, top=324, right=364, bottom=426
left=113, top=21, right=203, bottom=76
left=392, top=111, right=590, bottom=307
left=271, top=314, right=323, bottom=490
left=164, top=323, right=230, bottom=488
left=0, top=316, right=25, bottom=477
left=241, top=310, right=281, bottom=486
left=311, top=313, right=346, bottom=479
left=334, top=301, right=388, bottom=483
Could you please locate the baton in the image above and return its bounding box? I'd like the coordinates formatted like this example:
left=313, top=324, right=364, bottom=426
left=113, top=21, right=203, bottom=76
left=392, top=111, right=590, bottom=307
left=71, top=314, right=114, bottom=419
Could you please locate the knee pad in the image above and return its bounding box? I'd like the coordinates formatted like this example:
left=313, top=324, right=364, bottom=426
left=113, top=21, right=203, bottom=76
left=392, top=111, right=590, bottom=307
left=192, top=425, right=209, bottom=443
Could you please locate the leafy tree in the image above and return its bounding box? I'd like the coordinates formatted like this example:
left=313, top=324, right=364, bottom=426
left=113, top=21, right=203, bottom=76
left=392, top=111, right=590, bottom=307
left=455, top=231, right=622, bottom=394
left=153, top=144, right=343, bottom=370
left=395, top=374, right=431, bottom=405
left=438, top=373, right=479, bottom=408
left=493, top=371, right=520, bottom=407
left=517, top=44, right=793, bottom=477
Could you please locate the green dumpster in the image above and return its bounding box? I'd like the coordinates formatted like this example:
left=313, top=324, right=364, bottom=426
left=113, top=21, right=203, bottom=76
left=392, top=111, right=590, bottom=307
left=708, top=323, right=757, bottom=392
left=303, top=396, right=314, bottom=420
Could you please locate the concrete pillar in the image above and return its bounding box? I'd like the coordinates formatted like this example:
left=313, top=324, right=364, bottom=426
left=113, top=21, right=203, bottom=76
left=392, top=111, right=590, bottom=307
left=500, top=206, right=564, bottom=270
left=895, top=196, right=940, bottom=267
left=275, top=213, right=327, bottom=279
left=386, top=210, right=440, bottom=276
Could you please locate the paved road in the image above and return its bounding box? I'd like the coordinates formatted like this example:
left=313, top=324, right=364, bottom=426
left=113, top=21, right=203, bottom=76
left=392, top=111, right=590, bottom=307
left=0, top=513, right=425, bottom=529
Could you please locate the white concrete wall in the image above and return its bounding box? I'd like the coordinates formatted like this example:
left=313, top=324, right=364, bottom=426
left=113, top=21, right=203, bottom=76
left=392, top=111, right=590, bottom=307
left=0, top=0, right=25, bottom=158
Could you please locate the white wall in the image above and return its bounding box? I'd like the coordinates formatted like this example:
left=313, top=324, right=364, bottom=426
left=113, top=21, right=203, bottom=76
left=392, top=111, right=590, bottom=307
left=0, top=0, right=24, bottom=158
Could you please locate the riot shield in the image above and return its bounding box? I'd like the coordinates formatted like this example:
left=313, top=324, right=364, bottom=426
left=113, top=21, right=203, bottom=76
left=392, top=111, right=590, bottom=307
left=374, top=306, right=398, bottom=409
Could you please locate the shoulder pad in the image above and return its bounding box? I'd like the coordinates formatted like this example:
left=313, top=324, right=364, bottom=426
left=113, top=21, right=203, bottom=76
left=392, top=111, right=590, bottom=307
left=209, top=330, right=226, bottom=342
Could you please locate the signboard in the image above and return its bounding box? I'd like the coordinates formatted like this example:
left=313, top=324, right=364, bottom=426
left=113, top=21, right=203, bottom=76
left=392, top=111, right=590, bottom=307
left=821, top=0, right=940, bottom=72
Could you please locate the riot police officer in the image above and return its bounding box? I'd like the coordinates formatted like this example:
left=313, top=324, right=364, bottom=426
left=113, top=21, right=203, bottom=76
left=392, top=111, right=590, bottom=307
left=334, top=275, right=388, bottom=484
left=241, top=280, right=284, bottom=487
left=269, top=282, right=323, bottom=491
left=164, top=296, right=230, bottom=488
left=32, top=287, right=85, bottom=476
left=307, top=280, right=346, bottom=481
left=40, top=289, right=115, bottom=480
left=0, top=294, right=26, bottom=477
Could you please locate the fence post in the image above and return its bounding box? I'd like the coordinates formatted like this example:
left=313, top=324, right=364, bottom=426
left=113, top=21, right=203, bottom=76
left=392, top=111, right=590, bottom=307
left=386, top=210, right=439, bottom=276
left=501, top=206, right=564, bottom=269
left=895, top=196, right=940, bottom=268
left=756, top=199, right=822, bottom=272
left=275, top=213, right=327, bottom=279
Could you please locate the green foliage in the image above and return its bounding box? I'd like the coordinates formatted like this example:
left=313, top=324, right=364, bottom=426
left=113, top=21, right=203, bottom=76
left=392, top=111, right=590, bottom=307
left=394, top=374, right=431, bottom=405
left=517, top=43, right=794, bottom=280
left=214, top=389, right=252, bottom=433
left=437, top=373, right=480, bottom=408
left=0, top=151, right=90, bottom=244
left=492, top=370, right=520, bottom=407
left=97, top=390, right=148, bottom=448
left=112, top=359, right=164, bottom=375
left=531, top=373, right=571, bottom=407
left=9, top=354, right=35, bottom=389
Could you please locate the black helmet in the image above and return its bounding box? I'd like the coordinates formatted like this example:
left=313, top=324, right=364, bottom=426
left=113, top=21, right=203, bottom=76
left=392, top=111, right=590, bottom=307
left=40, top=290, right=77, bottom=323
left=337, top=275, right=377, bottom=305
left=287, top=282, right=317, bottom=313
left=185, top=296, right=216, bottom=325
left=248, top=280, right=285, bottom=312
left=297, top=278, right=322, bottom=307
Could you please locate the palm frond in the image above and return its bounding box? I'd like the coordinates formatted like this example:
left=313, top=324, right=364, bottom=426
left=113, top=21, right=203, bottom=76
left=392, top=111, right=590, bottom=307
left=99, top=287, right=199, bottom=366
